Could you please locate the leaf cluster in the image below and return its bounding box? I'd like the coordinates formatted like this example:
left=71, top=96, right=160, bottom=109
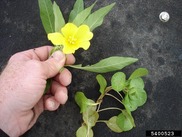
left=38, top=0, right=115, bottom=34
left=75, top=68, right=148, bottom=137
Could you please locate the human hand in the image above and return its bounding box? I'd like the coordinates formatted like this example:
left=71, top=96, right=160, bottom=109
left=0, top=46, right=75, bottom=137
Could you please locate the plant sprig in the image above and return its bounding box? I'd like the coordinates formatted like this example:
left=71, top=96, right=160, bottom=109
left=75, top=68, right=148, bottom=137
left=38, top=0, right=149, bottom=136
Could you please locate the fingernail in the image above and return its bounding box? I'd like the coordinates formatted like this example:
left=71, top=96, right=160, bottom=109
left=52, top=51, right=65, bottom=62
left=48, top=100, right=56, bottom=109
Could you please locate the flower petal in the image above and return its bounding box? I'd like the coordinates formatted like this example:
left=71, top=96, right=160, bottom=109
left=76, top=25, right=93, bottom=41
left=63, top=46, right=76, bottom=54
left=61, top=23, right=78, bottom=38
left=48, top=33, right=64, bottom=45
left=79, top=41, right=91, bottom=50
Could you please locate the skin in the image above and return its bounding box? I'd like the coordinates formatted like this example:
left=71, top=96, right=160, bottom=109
left=0, top=46, right=75, bottom=137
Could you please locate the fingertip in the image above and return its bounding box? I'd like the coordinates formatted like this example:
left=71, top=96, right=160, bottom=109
left=51, top=51, right=65, bottom=62
left=45, top=97, right=59, bottom=111
left=54, top=88, right=68, bottom=104
left=55, top=68, right=72, bottom=86
left=66, top=54, right=75, bottom=65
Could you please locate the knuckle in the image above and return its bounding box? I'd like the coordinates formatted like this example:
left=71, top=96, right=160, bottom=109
left=9, top=53, right=22, bottom=62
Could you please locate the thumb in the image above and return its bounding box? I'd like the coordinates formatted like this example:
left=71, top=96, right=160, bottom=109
left=42, top=51, right=66, bottom=78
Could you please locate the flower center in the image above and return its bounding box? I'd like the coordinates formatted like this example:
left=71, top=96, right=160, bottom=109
left=68, top=36, right=77, bottom=45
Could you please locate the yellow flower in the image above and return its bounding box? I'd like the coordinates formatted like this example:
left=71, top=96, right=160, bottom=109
left=48, top=23, right=93, bottom=54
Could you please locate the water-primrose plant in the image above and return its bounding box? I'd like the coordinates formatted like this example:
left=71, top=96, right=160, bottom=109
left=75, top=68, right=148, bottom=136
left=38, top=0, right=149, bottom=136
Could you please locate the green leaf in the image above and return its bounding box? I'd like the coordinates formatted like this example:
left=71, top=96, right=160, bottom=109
left=68, top=56, right=138, bottom=73
left=129, top=68, right=148, bottom=80
left=38, top=0, right=54, bottom=34
left=129, top=77, right=144, bottom=89
left=106, top=116, right=123, bottom=133
left=76, top=124, right=94, bottom=137
left=122, top=109, right=135, bottom=127
left=83, top=3, right=115, bottom=31
left=73, top=2, right=96, bottom=26
left=53, top=1, right=65, bottom=32
left=128, top=88, right=147, bottom=107
left=123, top=94, right=138, bottom=112
left=69, top=0, right=84, bottom=22
left=96, top=74, right=107, bottom=94
left=111, top=72, right=126, bottom=92
left=83, top=107, right=99, bottom=127
left=116, top=110, right=135, bottom=131
left=75, top=92, right=89, bottom=113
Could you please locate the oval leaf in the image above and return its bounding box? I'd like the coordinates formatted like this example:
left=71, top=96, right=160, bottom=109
left=129, top=77, right=144, bottom=89
left=128, top=88, right=147, bottom=107
left=111, top=72, right=126, bottom=92
left=96, top=74, right=107, bottom=94
left=116, top=112, right=134, bottom=131
left=129, top=68, right=149, bottom=80
left=123, top=94, right=138, bottom=112
left=83, top=3, right=115, bottom=31
left=38, top=0, right=54, bottom=34
left=68, top=56, right=138, bottom=73
left=122, top=110, right=135, bottom=127
left=75, top=92, right=88, bottom=113
left=53, top=1, right=65, bottom=32
left=69, top=0, right=84, bottom=22
left=76, top=125, right=94, bottom=137
left=83, top=110, right=99, bottom=127
left=83, top=99, right=98, bottom=127
left=106, top=116, right=123, bottom=133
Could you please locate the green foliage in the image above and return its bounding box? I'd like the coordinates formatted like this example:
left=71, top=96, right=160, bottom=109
left=128, top=88, right=147, bottom=107
left=83, top=105, right=99, bottom=127
left=72, top=2, right=96, bottom=26
left=76, top=98, right=98, bottom=137
left=106, top=116, right=123, bottom=133
left=76, top=124, right=94, bottom=137
left=122, top=94, right=138, bottom=111
left=83, top=3, right=115, bottom=31
left=68, top=57, right=138, bottom=73
left=38, top=0, right=115, bottom=34
left=129, top=68, right=149, bottom=80
left=129, top=78, right=144, bottom=89
left=38, top=0, right=54, bottom=34
left=75, top=92, right=89, bottom=113
left=116, top=110, right=135, bottom=131
left=96, top=74, right=107, bottom=94
left=69, top=0, right=84, bottom=22
left=53, top=1, right=65, bottom=32
left=111, top=72, right=126, bottom=92
left=75, top=67, right=148, bottom=137
left=121, top=68, right=148, bottom=111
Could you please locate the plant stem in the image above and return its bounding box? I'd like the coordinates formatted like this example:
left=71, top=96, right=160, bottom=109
left=105, top=93, right=124, bottom=105
left=96, top=120, right=107, bottom=123
left=88, top=102, right=100, bottom=106
left=97, top=103, right=101, bottom=112
left=96, top=86, right=112, bottom=111
left=115, top=91, right=124, bottom=99
left=98, top=107, right=122, bottom=113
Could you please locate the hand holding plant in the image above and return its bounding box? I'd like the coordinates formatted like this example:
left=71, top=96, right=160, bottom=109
left=38, top=0, right=149, bottom=136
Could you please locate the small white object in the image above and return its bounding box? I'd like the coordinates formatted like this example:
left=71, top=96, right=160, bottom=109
left=159, top=12, right=170, bottom=22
